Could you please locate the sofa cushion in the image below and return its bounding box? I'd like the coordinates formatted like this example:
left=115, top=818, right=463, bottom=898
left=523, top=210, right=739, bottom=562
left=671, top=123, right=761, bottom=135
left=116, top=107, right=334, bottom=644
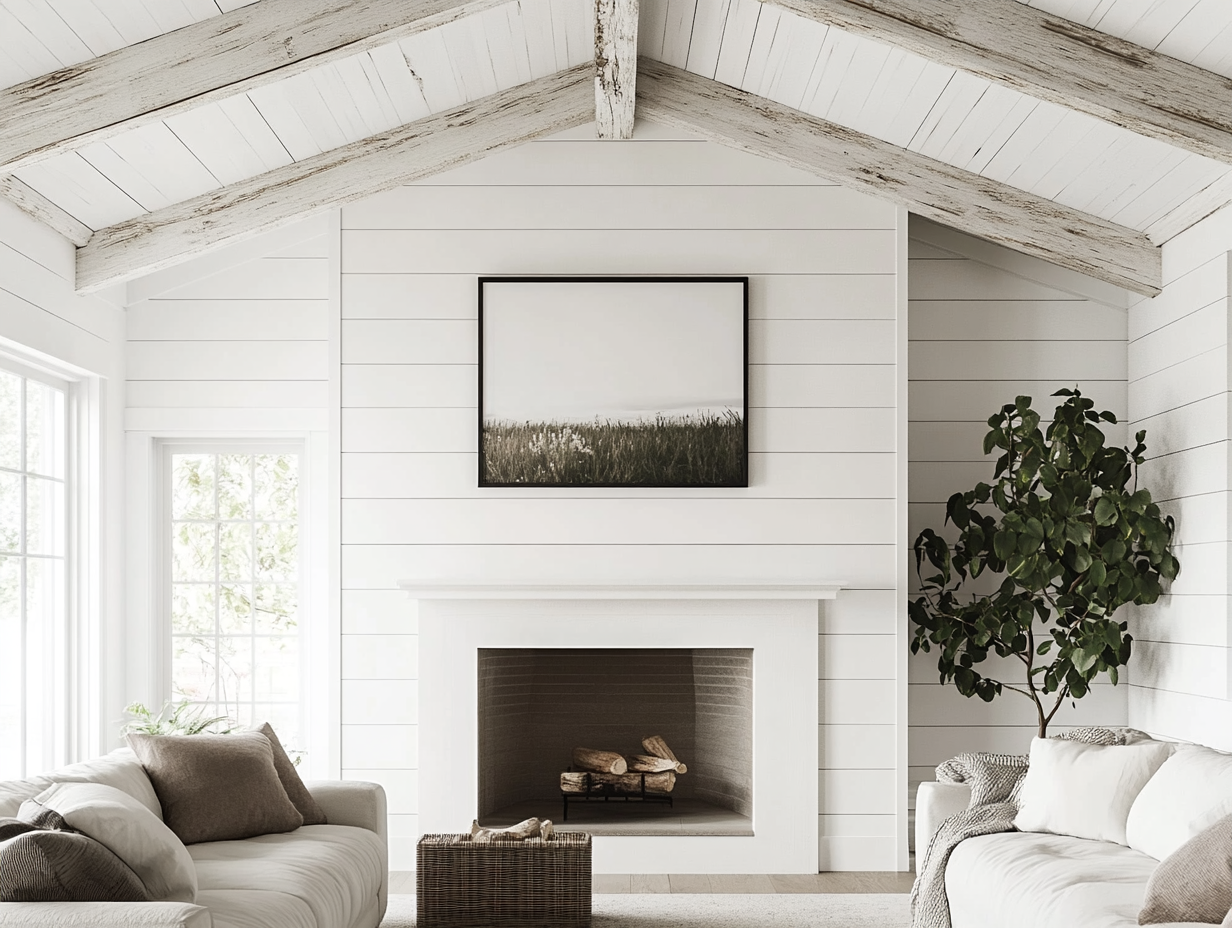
left=1014, top=737, right=1173, bottom=845
left=195, top=889, right=317, bottom=928
left=1138, top=813, right=1232, bottom=925
left=1127, top=743, right=1232, bottom=862
left=127, top=731, right=303, bottom=845
left=946, top=831, right=1160, bottom=928
left=19, top=782, right=196, bottom=903
left=189, top=824, right=384, bottom=928
left=0, top=749, right=160, bottom=820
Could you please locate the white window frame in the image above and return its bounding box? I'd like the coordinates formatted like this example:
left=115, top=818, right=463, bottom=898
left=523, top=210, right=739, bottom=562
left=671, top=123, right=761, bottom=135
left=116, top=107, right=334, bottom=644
left=0, top=349, right=94, bottom=776
left=154, top=439, right=311, bottom=749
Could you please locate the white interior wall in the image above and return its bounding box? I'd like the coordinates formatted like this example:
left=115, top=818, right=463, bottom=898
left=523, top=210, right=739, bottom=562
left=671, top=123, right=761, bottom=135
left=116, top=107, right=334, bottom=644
left=0, top=198, right=126, bottom=760
left=337, top=122, right=908, bottom=871
left=121, top=217, right=335, bottom=775
left=1126, top=203, right=1232, bottom=748
left=905, top=218, right=1132, bottom=830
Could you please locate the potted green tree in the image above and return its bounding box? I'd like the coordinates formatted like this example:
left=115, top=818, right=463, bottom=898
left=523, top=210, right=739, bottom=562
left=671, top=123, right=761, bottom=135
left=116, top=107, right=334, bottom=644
left=910, top=389, right=1179, bottom=738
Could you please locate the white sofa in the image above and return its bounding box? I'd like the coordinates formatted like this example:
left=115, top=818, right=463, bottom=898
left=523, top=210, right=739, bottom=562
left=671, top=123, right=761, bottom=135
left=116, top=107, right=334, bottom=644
left=916, top=741, right=1229, bottom=928
left=0, top=749, right=388, bottom=928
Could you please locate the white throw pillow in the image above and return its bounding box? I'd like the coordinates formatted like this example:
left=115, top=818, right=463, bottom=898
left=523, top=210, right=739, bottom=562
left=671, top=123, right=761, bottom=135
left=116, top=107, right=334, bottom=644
left=1127, top=743, right=1232, bottom=861
left=1013, top=736, right=1173, bottom=845
left=19, top=781, right=197, bottom=903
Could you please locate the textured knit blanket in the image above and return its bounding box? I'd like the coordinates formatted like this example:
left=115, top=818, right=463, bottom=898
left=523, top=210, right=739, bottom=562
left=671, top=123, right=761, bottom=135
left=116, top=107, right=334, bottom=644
left=909, top=728, right=1129, bottom=928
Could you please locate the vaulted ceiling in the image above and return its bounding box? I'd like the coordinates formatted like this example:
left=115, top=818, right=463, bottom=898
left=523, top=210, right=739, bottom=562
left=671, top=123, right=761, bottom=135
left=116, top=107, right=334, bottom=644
left=1, top=0, right=1230, bottom=297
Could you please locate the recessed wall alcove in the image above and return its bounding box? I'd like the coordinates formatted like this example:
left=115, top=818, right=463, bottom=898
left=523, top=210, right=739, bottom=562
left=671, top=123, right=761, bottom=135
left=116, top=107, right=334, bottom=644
left=477, top=647, right=753, bottom=835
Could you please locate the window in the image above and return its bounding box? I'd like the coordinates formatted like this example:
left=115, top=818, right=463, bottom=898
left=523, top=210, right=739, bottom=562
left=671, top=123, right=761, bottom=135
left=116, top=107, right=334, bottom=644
left=0, top=364, right=67, bottom=780
left=167, top=450, right=303, bottom=748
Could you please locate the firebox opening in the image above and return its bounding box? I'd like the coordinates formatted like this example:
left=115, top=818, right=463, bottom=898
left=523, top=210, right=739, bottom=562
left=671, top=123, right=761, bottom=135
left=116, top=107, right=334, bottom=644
left=477, top=647, right=754, bottom=836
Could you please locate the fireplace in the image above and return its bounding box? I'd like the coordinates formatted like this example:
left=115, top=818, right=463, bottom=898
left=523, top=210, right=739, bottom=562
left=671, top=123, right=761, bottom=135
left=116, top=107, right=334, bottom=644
left=476, top=647, right=753, bottom=835
left=407, top=582, right=836, bottom=874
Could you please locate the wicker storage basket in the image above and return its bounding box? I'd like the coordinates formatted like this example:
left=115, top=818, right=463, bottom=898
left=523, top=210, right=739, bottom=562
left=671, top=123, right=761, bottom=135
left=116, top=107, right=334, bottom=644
left=417, top=832, right=592, bottom=927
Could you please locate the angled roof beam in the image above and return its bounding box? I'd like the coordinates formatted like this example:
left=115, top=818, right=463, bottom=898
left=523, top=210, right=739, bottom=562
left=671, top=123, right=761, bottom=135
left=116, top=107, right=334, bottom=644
left=0, top=0, right=508, bottom=173
left=595, top=0, right=638, bottom=139
left=0, top=176, right=92, bottom=247
left=768, top=0, right=1232, bottom=167
left=74, top=65, right=593, bottom=291
left=638, top=58, right=1160, bottom=296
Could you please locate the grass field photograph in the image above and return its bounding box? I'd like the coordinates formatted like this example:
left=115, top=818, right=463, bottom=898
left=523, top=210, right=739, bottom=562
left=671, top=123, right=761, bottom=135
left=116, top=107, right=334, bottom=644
left=479, top=278, right=748, bottom=487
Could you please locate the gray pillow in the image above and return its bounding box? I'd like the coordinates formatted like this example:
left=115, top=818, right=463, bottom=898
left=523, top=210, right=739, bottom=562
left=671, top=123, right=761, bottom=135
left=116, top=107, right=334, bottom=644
left=1139, top=813, right=1232, bottom=924
left=965, top=754, right=1029, bottom=808
left=0, top=813, right=150, bottom=902
left=127, top=730, right=303, bottom=845
left=253, top=722, right=327, bottom=826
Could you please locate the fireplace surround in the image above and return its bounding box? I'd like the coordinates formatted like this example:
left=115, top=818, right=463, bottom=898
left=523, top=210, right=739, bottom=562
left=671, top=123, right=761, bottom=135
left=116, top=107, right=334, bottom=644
left=405, top=582, right=838, bottom=874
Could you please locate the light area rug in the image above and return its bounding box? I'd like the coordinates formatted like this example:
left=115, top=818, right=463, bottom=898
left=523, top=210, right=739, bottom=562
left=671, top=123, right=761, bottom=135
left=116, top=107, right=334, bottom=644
left=381, top=892, right=910, bottom=927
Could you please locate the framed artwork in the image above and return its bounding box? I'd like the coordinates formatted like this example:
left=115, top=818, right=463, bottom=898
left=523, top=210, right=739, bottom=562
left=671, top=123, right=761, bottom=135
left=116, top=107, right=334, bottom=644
left=478, top=276, right=748, bottom=488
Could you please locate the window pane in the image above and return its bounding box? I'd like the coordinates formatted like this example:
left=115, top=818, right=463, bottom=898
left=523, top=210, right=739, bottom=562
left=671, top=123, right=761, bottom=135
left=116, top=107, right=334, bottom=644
left=0, top=371, right=18, bottom=471
left=0, top=473, right=18, bottom=554
left=216, top=637, right=253, bottom=707
left=172, top=637, right=217, bottom=702
left=219, top=584, right=252, bottom=635
left=254, top=637, right=298, bottom=701
left=26, top=477, right=64, bottom=556
left=252, top=703, right=301, bottom=754
left=255, top=523, right=296, bottom=581
left=0, top=557, right=21, bottom=779
left=219, top=524, right=252, bottom=581
left=171, top=454, right=214, bottom=520
left=171, top=584, right=215, bottom=636
left=217, top=454, right=252, bottom=520
left=25, top=382, right=64, bottom=479
left=254, top=454, right=297, bottom=520
left=254, top=584, right=297, bottom=635
left=172, top=523, right=215, bottom=581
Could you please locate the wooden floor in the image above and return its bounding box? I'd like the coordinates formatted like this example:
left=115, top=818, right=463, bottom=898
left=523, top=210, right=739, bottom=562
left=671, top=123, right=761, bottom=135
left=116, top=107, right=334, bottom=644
left=389, top=871, right=915, bottom=895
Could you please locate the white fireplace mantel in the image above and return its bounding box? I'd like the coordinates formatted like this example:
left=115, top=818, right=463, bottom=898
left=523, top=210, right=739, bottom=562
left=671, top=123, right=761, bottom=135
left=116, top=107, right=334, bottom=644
left=398, top=581, right=845, bottom=600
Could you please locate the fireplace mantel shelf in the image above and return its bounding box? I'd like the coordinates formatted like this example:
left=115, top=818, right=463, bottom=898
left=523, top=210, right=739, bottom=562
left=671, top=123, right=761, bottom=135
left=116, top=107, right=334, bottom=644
left=398, top=581, right=845, bottom=600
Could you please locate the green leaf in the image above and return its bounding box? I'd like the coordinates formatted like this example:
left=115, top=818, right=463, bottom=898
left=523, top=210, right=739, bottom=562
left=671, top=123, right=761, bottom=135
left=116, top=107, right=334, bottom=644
left=1094, top=496, right=1118, bottom=526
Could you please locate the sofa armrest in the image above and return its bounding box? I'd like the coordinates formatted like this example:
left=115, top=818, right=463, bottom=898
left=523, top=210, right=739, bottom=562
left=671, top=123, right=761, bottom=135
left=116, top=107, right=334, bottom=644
left=915, top=781, right=972, bottom=859
left=306, top=780, right=387, bottom=837
left=0, top=902, right=211, bottom=928
left=306, top=780, right=389, bottom=924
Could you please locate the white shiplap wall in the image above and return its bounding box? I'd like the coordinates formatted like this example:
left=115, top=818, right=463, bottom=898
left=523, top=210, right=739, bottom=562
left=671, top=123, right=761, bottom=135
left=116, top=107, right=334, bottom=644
left=906, top=218, right=1131, bottom=826
left=339, top=123, right=908, bottom=871
left=121, top=216, right=334, bottom=774
left=0, top=197, right=127, bottom=759
left=1126, top=203, right=1232, bottom=748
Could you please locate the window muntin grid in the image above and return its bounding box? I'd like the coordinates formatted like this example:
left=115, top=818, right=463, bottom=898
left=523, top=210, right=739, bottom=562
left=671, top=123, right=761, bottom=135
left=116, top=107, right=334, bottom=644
left=169, top=452, right=301, bottom=748
left=0, top=366, right=66, bottom=779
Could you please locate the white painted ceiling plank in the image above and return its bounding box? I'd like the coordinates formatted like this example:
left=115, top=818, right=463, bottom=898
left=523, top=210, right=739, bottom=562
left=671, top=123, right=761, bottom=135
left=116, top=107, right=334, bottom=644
left=638, top=0, right=668, bottom=59
left=46, top=1, right=127, bottom=57
left=1050, top=132, right=1140, bottom=211
left=961, top=94, right=1039, bottom=175
left=659, top=0, right=699, bottom=70
left=496, top=3, right=534, bottom=84
left=713, top=0, right=762, bottom=88
left=13, top=151, right=144, bottom=229
left=336, top=54, right=403, bottom=134
left=1190, top=17, right=1232, bottom=78
left=3, top=0, right=93, bottom=65
left=0, top=7, right=64, bottom=83
left=309, top=61, right=384, bottom=143
left=1029, top=119, right=1123, bottom=201
left=557, top=0, right=593, bottom=67
left=978, top=100, right=1069, bottom=181
left=800, top=22, right=861, bottom=118
left=1001, top=110, right=1103, bottom=192
left=758, top=6, right=823, bottom=106
left=480, top=3, right=528, bottom=89
left=519, top=0, right=560, bottom=78
left=739, top=4, right=783, bottom=100
left=862, top=56, right=953, bottom=150
left=1112, top=152, right=1229, bottom=231
left=1145, top=170, right=1232, bottom=244
left=164, top=103, right=283, bottom=186
left=1104, top=0, right=1202, bottom=50
left=817, top=27, right=894, bottom=126
left=76, top=64, right=594, bottom=290
left=247, top=82, right=325, bottom=162
left=364, top=44, right=433, bottom=125
left=448, top=12, right=501, bottom=100
left=1078, top=137, right=1184, bottom=217
left=928, top=81, right=1018, bottom=167
left=684, top=0, right=731, bottom=78
left=217, top=95, right=296, bottom=171
left=399, top=26, right=467, bottom=112
left=907, top=70, right=988, bottom=157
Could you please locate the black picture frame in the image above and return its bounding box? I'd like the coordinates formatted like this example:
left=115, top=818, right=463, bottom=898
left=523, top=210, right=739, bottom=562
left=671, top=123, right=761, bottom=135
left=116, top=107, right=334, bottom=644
left=478, top=276, right=749, bottom=488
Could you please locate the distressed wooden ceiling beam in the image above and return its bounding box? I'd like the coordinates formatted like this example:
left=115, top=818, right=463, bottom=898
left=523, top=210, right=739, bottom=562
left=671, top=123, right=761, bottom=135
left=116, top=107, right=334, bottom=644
left=74, top=65, right=593, bottom=292
left=0, top=0, right=508, bottom=173
left=767, top=0, right=1232, bottom=167
left=595, top=0, right=638, bottom=139
left=0, top=176, right=93, bottom=247
left=638, top=59, right=1160, bottom=296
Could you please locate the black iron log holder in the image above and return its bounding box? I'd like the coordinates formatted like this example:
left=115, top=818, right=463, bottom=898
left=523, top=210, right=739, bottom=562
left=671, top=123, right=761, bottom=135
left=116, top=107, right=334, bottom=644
left=560, top=767, right=674, bottom=821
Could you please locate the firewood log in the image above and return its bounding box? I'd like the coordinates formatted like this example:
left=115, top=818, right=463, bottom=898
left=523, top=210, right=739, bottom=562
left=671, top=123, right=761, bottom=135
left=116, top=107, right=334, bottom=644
left=560, top=770, right=676, bottom=794
left=572, top=747, right=627, bottom=774
left=471, top=817, right=544, bottom=842
left=641, top=735, right=687, bottom=773
left=627, top=754, right=678, bottom=773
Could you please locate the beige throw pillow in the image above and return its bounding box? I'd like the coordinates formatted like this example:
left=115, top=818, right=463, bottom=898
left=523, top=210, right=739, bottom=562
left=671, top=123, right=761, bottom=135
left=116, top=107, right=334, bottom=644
left=1139, top=813, right=1232, bottom=925
left=253, top=722, right=326, bottom=826
left=126, top=731, right=303, bottom=845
